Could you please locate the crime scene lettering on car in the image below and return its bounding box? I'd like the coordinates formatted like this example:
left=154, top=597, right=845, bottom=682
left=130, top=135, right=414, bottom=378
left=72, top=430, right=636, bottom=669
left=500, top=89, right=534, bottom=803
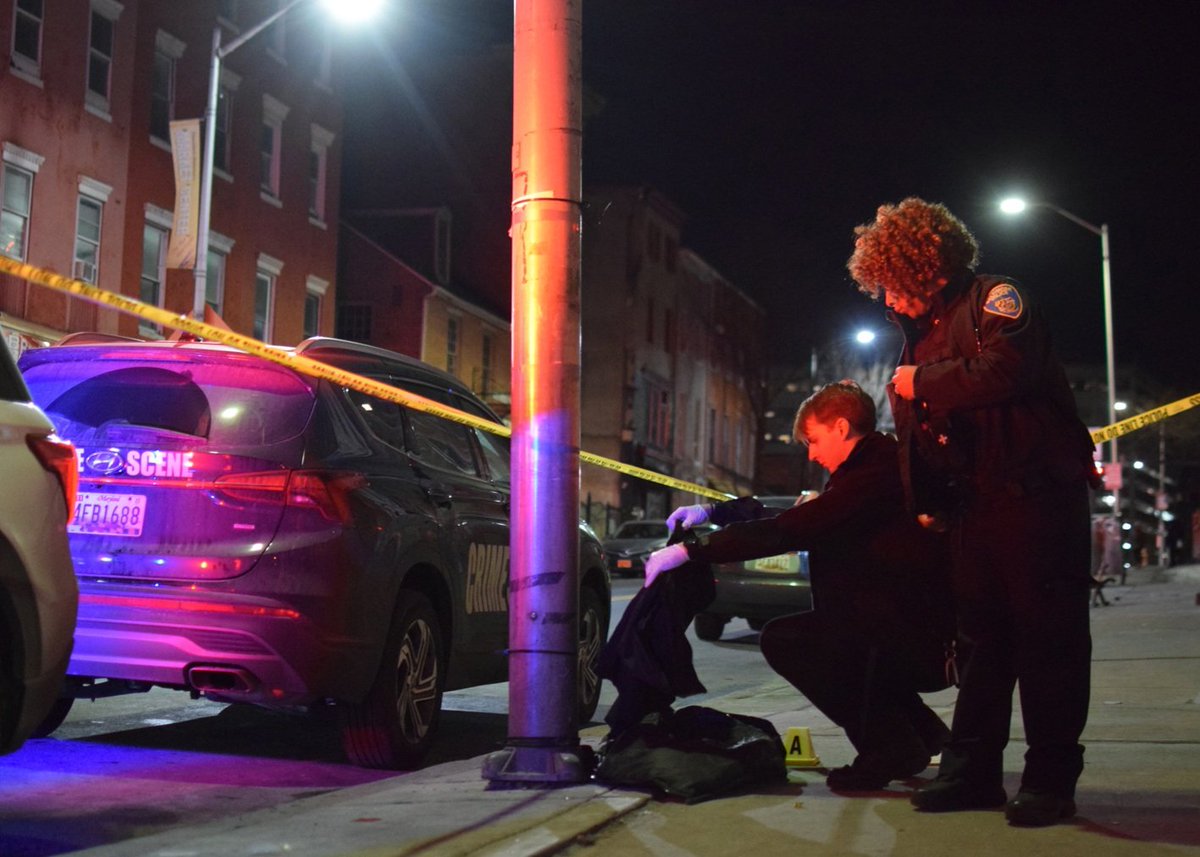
left=466, top=542, right=509, bottom=613
left=78, top=448, right=196, bottom=478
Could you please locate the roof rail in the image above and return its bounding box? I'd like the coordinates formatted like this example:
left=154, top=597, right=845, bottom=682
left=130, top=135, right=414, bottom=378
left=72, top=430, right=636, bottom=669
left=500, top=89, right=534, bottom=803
left=54, top=331, right=146, bottom=346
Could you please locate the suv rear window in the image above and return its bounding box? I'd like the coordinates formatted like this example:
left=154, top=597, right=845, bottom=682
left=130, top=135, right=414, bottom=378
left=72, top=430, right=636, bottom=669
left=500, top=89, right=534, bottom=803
left=21, top=352, right=315, bottom=448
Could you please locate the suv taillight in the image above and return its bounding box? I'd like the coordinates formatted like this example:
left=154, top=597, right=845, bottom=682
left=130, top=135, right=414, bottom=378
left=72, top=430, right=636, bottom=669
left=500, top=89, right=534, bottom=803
left=214, top=470, right=366, bottom=523
left=28, top=433, right=79, bottom=522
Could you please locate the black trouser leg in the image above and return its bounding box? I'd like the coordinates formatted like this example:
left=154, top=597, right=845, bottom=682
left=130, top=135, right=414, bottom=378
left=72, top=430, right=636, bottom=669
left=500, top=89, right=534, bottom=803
left=944, top=481, right=1092, bottom=795
left=761, top=612, right=925, bottom=760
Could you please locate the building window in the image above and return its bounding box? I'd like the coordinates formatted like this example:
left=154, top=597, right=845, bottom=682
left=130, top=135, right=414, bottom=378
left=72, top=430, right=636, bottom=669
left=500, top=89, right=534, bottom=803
left=337, top=303, right=372, bottom=342
left=646, top=220, right=661, bottom=262
left=260, top=94, right=289, bottom=199
left=151, top=31, right=185, bottom=142
left=85, top=1, right=122, bottom=114
left=214, top=87, right=232, bottom=173
left=309, top=124, right=334, bottom=222
left=446, top=316, right=459, bottom=375
left=217, top=0, right=238, bottom=27
left=205, top=247, right=226, bottom=315
left=314, top=29, right=333, bottom=88
left=644, top=383, right=672, bottom=451
left=254, top=273, right=274, bottom=341
left=435, top=208, right=452, bottom=284
left=265, top=0, right=287, bottom=62
left=304, top=275, right=329, bottom=339
left=11, top=0, right=43, bottom=78
left=707, top=407, right=716, bottom=461
left=1, top=165, right=34, bottom=261
left=73, top=197, right=102, bottom=283
left=254, top=253, right=283, bottom=342
left=480, top=331, right=493, bottom=394
left=140, top=222, right=167, bottom=336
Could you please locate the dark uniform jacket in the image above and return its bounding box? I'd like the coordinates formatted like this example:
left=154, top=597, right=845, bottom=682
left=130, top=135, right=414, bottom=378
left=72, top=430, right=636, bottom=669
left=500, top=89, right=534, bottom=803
left=687, top=432, right=952, bottom=644
left=889, top=273, right=1098, bottom=515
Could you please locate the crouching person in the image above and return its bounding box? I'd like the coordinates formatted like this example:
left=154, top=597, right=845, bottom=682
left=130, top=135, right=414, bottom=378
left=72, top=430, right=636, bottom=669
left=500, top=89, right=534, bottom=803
left=645, top=380, right=955, bottom=791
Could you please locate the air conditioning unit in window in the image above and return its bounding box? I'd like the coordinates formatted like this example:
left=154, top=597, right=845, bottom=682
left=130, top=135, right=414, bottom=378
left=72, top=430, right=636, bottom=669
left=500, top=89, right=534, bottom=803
left=73, top=259, right=97, bottom=283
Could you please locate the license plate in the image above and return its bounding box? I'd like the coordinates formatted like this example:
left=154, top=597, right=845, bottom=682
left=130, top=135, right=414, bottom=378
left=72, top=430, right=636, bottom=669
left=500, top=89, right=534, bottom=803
left=616, top=559, right=633, bottom=568
left=747, top=553, right=800, bottom=574
left=69, top=492, right=147, bottom=538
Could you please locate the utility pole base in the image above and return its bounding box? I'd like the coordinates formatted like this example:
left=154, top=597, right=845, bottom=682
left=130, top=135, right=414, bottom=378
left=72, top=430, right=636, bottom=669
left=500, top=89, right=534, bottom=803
left=482, top=743, right=590, bottom=785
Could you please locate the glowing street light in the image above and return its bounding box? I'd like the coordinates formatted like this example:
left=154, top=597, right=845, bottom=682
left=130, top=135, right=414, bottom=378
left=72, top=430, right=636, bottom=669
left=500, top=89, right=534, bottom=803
left=854, top=328, right=876, bottom=345
left=999, top=196, right=1118, bottom=492
left=192, top=0, right=382, bottom=318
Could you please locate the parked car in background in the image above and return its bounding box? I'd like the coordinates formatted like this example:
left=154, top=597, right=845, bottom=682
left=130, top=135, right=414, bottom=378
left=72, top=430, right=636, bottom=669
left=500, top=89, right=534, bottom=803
left=0, top=343, right=78, bottom=755
left=18, top=335, right=610, bottom=769
left=603, top=519, right=673, bottom=577
left=693, top=495, right=814, bottom=641
left=602, top=518, right=717, bottom=577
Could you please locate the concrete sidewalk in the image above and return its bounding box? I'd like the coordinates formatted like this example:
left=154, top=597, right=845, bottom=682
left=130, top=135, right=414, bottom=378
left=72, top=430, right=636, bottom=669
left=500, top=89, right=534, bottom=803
left=71, top=565, right=1200, bottom=857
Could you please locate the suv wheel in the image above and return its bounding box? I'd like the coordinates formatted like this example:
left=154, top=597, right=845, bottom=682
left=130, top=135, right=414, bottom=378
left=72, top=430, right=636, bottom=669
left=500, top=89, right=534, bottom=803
left=693, top=612, right=727, bottom=642
left=340, top=592, right=443, bottom=769
left=31, top=696, right=74, bottom=737
left=577, top=586, right=605, bottom=723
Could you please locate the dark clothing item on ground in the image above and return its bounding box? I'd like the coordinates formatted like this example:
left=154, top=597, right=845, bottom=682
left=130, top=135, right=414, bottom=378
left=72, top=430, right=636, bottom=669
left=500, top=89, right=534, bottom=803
left=891, top=272, right=1096, bottom=801
left=597, top=556, right=714, bottom=735
left=686, top=431, right=954, bottom=770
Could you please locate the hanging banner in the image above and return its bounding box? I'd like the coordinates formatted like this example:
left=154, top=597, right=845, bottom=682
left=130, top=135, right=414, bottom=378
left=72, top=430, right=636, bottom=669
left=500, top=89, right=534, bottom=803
left=166, top=119, right=201, bottom=270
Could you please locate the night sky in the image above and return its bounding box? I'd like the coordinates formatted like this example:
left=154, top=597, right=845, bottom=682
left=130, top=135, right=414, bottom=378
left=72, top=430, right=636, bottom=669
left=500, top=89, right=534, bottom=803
left=343, top=0, right=1198, bottom=401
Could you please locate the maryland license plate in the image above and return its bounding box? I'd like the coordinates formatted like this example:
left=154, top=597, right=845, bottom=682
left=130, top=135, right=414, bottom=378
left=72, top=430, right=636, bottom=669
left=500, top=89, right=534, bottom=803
left=747, top=553, right=801, bottom=574
left=69, top=492, right=147, bottom=538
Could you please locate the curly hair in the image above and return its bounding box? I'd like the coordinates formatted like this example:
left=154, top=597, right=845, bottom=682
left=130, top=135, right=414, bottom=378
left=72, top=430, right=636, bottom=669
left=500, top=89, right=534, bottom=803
left=847, top=197, right=980, bottom=301
left=794, top=380, right=876, bottom=438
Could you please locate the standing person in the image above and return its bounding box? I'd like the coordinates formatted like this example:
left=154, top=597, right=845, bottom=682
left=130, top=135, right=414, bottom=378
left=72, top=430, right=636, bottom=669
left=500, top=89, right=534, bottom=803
left=847, top=197, right=1099, bottom=826
left=643, top=381, right=955, bottom=792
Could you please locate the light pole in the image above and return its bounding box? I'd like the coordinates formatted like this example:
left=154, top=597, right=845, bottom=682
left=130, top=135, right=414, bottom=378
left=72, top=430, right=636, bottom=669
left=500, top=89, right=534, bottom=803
left=192, top=0, right=381, bottom=318
left=1000, top=197, right=1120, bottom=540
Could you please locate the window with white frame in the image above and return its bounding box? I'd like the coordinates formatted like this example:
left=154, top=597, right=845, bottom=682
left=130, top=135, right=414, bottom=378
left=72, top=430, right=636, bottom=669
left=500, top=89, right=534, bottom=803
left=151, top=31, right=185, bottom=142
left=140, top=208, right=169, bottom=336
left=254, top=253, right=282, bottom=341
left=260, top=94, right=289, bottom=199
left=205, top=230, right=234, bottom=316
left=73, top=178, right=111, bottom=283
left=265, top=0, right=287, bottom=62
left=445, top=315, right=460, bottom=375
left=1, top=143, right=44, bottom=261
left=309, top=124, right=334, bottom=222
left=86, top=0, right=123, bottom=115
left=11, top=0, right=44, bottom=79
left=213, top=68, right=240, bottom=175
left=304, top=275, right=328, bottom=338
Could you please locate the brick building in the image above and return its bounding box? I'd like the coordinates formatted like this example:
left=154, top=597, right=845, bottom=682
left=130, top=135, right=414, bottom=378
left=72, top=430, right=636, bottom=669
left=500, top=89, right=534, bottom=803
left=1, top=0, right=341, bottom=355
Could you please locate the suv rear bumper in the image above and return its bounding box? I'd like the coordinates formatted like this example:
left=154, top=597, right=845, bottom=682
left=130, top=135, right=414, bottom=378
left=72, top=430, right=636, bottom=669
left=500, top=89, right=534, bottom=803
left=68, top=583, right=376, bottom=707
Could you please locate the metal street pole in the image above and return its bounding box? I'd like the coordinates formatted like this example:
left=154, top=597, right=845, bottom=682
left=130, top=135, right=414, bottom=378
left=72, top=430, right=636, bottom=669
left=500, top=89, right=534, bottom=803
left=1000, top=199, right=1120, bottom=551
left=483, top=0, right=585, bottom=784
left=193, top=0, right=307, bottom=319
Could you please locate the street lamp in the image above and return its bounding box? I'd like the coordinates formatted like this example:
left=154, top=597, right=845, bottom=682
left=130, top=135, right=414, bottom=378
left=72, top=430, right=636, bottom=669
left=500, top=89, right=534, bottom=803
left=1000, top=196, right=1121, bottom=540
left=192, top=0, right=382, bottom=318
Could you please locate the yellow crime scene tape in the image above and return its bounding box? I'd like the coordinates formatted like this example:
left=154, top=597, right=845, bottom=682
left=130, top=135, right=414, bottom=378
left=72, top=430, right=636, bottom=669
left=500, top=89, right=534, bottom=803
left=1089, top=393, right=1200, bottom=445
left=0, top=257, right=733, bottom=501
left=8, top=257, right=1196, bottom=501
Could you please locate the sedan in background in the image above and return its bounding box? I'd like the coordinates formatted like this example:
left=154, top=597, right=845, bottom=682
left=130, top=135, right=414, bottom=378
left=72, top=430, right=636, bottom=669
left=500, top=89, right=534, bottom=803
left=0, top=342, right=78, bottom=754
left=694, top=495, right=814, bottom=641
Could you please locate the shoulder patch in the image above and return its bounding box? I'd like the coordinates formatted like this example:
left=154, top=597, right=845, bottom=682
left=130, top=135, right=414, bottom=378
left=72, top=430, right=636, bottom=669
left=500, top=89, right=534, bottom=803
left=982, top=282, right=1024, bottom=320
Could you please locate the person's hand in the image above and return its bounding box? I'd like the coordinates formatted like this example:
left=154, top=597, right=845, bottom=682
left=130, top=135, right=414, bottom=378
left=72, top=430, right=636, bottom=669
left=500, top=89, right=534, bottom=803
left=666, top=504, right=710, bottom=531
left=643, top=543, right=690, bottom=588
left=890, top=364, right=917, bottom=400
